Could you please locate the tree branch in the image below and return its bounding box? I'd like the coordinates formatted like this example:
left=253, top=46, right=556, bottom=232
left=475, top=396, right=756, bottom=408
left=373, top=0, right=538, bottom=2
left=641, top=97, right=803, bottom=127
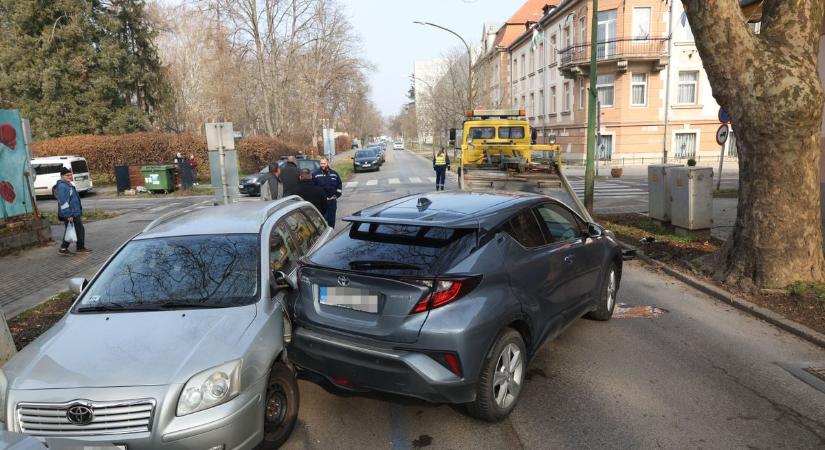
left=760, top=0, right=825, bottom=60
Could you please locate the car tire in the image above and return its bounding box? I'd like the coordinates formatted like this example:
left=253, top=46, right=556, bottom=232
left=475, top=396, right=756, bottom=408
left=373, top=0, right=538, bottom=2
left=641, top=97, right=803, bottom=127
left=466, top=328, right=526, bottom=422
left=256, top=362, right=299, bottom=449
left=585, top=263, right=618, bottom=321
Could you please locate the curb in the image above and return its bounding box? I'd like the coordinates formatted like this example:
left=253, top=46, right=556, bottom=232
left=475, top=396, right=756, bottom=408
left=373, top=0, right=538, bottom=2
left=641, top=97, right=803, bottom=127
left=622, top=242, right=825, bottom=350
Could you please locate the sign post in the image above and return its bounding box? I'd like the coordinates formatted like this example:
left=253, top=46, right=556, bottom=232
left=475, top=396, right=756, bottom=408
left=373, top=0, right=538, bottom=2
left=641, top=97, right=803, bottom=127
left=715, top=109, right=731, bottom=191
left=205, top=122, right=237, bottom=205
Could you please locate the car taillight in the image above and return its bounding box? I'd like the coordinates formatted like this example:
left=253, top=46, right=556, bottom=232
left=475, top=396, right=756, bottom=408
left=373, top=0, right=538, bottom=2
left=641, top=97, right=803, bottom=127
left=407, top=276, right=481, bottom=314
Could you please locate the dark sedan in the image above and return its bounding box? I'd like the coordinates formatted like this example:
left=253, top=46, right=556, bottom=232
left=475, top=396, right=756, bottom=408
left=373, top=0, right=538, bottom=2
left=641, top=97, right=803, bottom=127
left=240, top=159, right=321, bottom=196
left=352, top=149, right=381, bottom=172
left=289, top=191, right=624, bottom=422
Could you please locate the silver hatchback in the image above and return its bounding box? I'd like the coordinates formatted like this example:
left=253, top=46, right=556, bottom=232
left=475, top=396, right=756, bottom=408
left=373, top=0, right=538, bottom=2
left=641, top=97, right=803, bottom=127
left=0, top=197, right=332, bottom=449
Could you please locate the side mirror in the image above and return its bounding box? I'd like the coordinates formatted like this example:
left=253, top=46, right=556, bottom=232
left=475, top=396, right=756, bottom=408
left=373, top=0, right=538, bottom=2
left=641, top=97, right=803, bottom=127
left=68, top=277, right=87, bottom=295
left=585, top=223, right=603, bottom=238
left=271, top=270, right=296, bottom=292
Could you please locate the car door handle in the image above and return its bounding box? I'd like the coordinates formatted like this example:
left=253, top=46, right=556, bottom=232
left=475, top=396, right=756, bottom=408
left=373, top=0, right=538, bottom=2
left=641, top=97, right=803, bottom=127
left=564, top=255, right=575, bottom=264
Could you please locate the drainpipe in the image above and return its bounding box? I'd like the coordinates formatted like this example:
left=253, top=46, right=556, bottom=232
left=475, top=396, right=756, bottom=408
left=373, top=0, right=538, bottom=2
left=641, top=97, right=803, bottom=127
left=662, top=0, right=675, bottom=163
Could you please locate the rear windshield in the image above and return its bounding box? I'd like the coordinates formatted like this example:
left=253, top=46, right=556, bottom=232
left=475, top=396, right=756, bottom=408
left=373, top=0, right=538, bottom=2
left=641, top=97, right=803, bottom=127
left=308, top=222, right=477, bottom=276
left=298, top=160, right=319, bottom=171
left=33, top=164, right=64, bottom=175
left=71, top=160, right=89, bottom=173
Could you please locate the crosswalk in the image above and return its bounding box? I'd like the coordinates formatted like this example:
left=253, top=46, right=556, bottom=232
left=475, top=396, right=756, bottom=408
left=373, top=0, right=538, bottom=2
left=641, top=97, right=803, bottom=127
left=344, top=176, right=448, bottom=189
left=568, top=178, right=648, bottom=200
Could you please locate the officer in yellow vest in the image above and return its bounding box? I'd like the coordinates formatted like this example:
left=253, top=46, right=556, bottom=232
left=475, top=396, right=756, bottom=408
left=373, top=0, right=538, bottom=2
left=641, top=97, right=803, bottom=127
left=433, top=147, right=450, bottom=191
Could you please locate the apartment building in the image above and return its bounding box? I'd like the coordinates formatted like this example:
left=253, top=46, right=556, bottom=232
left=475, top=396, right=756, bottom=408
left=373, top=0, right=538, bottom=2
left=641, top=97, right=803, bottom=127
left=509, top=0, right=724, bottom=163
left=473, top=0, right=553, bottom=109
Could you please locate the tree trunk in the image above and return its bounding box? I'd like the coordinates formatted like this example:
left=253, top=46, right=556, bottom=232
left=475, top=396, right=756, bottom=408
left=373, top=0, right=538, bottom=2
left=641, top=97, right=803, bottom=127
left=683, top=0, right=825, bottom=288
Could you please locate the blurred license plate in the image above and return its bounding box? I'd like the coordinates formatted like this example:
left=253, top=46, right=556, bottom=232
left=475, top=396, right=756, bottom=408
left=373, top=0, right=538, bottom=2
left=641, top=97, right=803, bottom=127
left=319, top=286, right=378, bottom=313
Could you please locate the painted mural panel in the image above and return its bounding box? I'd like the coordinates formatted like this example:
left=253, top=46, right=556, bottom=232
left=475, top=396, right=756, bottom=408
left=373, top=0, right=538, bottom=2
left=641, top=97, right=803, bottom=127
left=0, top=110, right=34, bottom=218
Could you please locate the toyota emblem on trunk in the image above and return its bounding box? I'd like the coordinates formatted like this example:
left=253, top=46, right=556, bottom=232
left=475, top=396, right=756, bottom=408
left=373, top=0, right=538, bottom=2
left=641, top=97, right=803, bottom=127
left=66, top=403, right=94, bottom=425
left=337, top=275, right=350, bottom=287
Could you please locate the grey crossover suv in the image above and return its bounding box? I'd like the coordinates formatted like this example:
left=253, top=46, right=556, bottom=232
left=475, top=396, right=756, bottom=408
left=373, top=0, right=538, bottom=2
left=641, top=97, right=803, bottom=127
left=290, top=191, right=623, bottom=421
left=0, top=197, right=332, bottom=448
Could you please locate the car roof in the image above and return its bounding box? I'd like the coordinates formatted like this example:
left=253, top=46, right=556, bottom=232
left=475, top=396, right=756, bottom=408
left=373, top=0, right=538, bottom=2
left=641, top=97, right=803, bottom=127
left=346, top=191, right=544, bottom=230
left=137, top=197, right=305, bottom=239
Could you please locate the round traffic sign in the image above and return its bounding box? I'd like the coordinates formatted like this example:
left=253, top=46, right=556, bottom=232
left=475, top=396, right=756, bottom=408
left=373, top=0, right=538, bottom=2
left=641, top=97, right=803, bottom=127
left=716, top=124, right=730, bottom=146
left=718, top=108, right=730, bottom=123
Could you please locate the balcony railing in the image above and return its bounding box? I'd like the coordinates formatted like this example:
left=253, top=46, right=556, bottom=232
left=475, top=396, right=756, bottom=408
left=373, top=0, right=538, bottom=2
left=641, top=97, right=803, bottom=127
left=559, top=35, right=669, bottom=69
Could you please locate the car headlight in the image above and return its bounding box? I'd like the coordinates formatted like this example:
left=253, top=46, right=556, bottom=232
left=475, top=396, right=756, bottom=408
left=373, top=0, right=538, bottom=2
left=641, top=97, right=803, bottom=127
left=0, top=369, right=7, bottom=423
left=177, top=360, right=241, bottom=416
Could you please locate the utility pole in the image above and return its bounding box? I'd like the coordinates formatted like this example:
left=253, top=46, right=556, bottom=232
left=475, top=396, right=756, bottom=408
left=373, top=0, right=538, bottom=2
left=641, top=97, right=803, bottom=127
left=584, top=0, right=599, bottom=211
left=661, top=0, right=675, bottom=163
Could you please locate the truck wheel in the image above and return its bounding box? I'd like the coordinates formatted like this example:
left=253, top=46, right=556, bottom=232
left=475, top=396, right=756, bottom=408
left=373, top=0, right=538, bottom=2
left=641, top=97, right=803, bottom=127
left=256, top=362, right=299, bottom=449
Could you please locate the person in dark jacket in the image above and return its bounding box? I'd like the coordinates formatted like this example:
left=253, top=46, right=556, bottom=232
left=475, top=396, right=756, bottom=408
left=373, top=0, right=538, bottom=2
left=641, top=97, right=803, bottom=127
left=55, top=168, right=91, bottom=255
left=280, top=156, right=301, bottom=195
left=259, top=163, right=282, bottom=200
left=293, top=169, right=327, bottom=215
left=433, top=147, right=450, bottom=191
left=312, top=157, right=342, bottom=227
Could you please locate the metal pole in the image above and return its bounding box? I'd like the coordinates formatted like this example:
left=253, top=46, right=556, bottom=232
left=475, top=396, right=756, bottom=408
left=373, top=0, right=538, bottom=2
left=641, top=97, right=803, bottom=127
left=217, top=124, right=230, bottom=205
left=413, top=21, right=473, bottom=111
left=716, top=125, right=728, bottom=191
left=584, top=0, right=599, bottom=211
left=662, top=0, right=675, bottom=163
left=595, top=97, right=601, bottom=178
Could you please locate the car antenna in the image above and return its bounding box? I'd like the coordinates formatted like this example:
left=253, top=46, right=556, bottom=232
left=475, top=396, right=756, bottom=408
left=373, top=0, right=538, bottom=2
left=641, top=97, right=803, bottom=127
left=417, top=197, right=432, bottom=212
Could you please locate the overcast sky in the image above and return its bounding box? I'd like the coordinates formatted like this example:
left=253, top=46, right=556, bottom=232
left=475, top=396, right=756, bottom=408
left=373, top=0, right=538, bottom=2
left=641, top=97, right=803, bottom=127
left=341, top=0, right=520, bottom=116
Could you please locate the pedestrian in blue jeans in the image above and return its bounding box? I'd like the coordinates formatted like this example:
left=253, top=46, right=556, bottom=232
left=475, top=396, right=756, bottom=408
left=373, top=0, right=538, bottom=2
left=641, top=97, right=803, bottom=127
left=312, top=157, right=342, bottom=227
left=433, top=147, right=450, bottom=191
left=55, top=168, right=91, bottom=255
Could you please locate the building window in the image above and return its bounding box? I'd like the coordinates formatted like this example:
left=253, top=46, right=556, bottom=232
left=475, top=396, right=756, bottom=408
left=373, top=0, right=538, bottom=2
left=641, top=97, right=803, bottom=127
left=579, top=82, right=585, bottom=110
left=550, top=86, right=557, bottom=114
left=674, top=132, right=697, bottom=158
left=597, top=9, right=617, bottom=58
left=579, top=17, right=586, bottom=44
left=633, top=7, right=651, bottom=40
left=521, top=55, right=526, bottom=78
left=631, top=73, right=648, bottom=106
left=530, top=49, right=535, bottom=73
left=529, top=93, right=535, bottom=116
left=677, top=71, right=699, bottom=104
left=539, top=89, right=545, bottom=116
left=550, top=34, right=557, bottom=63
left=564, top=25, right=571, bottom=49
left=596, top=74, right=614, bottom=107
left=521, top=95, right=526, bottom=109
left=598, top=134, right=613, bottom=160
left=513, top=58, right=518, bottom=79
left=539, top=42, right=545, bottom=68
left=563, top=82, right=571, bottom=112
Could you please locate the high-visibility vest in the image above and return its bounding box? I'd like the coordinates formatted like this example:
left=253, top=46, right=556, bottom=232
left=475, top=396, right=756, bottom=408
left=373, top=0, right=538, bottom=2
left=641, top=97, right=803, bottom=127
left=435, top=154, right=447, bottom=166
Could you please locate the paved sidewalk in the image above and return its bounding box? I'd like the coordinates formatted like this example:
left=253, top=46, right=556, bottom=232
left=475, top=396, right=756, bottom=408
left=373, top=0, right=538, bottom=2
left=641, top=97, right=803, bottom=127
left=0, top=197, right=211, bottom=318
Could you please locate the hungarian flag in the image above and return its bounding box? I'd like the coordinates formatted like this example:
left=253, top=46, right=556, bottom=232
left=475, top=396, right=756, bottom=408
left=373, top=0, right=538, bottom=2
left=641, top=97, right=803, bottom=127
left=530, top=23, right=543, bottom=52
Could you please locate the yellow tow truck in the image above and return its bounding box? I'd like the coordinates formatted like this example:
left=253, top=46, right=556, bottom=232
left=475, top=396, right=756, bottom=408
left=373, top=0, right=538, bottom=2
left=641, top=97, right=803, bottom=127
left=453, top=109, right=591, bottom=221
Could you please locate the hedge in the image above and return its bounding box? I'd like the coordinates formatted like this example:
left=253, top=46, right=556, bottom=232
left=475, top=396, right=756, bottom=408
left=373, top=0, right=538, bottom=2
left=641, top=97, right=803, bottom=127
left=31, top=132, right=309, bottom=180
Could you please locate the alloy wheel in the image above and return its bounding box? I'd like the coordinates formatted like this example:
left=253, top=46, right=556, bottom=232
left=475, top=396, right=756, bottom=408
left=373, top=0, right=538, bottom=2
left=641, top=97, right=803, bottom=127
left=606, top=270, right=616, bottom=311
left=493, top=343, right=524, bottom=409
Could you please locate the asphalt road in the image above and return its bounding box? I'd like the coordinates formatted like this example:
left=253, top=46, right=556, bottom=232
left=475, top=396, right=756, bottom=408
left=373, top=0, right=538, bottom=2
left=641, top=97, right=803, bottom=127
left=282, top=147, right=825, bottom=449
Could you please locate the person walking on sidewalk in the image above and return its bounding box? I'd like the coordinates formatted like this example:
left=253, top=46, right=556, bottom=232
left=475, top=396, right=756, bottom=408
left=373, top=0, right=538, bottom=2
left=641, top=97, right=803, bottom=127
left=280, top=156, right=301, bottom=195
left=312, top=157, right=342, bottom=227
left=55, top=168, right=91, bottom=255
left=433, top=147, right=450, bottom=191
left=293, top=169, right=327, bottom=216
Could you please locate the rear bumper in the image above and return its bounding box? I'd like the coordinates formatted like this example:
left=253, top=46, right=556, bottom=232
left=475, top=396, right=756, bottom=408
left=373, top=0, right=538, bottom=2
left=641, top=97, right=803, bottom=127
left=289, top=327, right=476, bottom=404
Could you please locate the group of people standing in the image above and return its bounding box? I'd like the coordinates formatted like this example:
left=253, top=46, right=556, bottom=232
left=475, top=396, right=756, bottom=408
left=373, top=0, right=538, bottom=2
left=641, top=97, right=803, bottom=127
left=260, top=156, right=342, bottom=227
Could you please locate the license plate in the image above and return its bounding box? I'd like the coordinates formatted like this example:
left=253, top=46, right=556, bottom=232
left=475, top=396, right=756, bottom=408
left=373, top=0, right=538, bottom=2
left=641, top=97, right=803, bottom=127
left=319, top=286, right=379, bottom=313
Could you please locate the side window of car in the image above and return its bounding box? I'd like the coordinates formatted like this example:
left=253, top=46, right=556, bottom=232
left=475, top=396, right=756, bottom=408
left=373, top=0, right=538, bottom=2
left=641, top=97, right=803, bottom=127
left=536, top=204, right=581, bottom=243
left=283, top=212, right=315, bottom=255
left=303, top=207, right=328, bottom=236
left=270, top=223, right=298, bottom=275
left=502, top=209, right=546, bottom=248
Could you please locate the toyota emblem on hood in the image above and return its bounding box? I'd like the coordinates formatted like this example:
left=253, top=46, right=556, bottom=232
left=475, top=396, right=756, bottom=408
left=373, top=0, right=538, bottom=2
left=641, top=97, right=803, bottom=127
left=337, top=275, right=350, bottom=287
left=66, top=403, right=94, bottom=425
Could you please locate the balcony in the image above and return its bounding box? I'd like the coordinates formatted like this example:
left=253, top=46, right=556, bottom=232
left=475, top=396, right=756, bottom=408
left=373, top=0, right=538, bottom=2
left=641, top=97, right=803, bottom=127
left=559, top=35, right=670, bottom=78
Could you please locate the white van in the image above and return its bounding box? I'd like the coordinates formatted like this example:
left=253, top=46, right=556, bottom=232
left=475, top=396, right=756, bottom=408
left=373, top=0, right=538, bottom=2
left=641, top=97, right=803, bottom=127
left=31, top=156, right=94, bottom=197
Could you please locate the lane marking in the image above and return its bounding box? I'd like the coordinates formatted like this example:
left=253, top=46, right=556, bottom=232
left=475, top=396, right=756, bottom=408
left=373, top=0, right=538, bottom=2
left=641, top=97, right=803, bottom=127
left=427, top=177, right=436, bottom=183
left=409, top=177, right=422, bottom=183
left=345, top=181, right=358, bottom=188
left=388, top=178, right=401, bottom=185
left=366, top=179, right=378, bottom=186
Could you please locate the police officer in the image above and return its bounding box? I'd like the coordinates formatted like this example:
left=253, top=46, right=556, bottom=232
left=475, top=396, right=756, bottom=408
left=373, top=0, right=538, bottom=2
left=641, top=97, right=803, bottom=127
left=312, top=157, right=342, bottom=227
left=433, top=147, right=450, bottom=191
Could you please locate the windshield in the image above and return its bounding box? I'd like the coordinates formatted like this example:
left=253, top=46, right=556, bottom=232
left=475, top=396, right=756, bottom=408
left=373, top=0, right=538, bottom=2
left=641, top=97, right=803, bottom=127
left=33, top=164, right=64, bottom=175
left=298, top=160, right=319, bottom=171
left=76, top=235, right=260, bottom=311
left=356, top=150, right=375, bottom=158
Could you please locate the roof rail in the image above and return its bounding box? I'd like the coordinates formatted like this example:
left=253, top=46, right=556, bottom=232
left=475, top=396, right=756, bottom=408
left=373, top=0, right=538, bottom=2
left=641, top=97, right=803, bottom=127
left=260, top=195, right=303, bottom=224
left=142, top=206, right=201, bottom=233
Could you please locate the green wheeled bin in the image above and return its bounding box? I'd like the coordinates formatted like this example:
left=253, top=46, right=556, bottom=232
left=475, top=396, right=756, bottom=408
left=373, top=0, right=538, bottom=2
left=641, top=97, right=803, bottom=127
left=141, top=165, right=176, bottom=193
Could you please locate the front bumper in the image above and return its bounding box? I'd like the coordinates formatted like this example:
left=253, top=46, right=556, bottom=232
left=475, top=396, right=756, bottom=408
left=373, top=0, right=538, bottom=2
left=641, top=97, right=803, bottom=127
left=4, top=376, right=267, bottom=450
left=289, top=326, right=476, bottom=404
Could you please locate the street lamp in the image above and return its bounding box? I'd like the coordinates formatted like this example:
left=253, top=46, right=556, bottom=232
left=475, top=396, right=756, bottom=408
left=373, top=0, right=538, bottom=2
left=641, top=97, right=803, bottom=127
left=413, top=21, right=473, bottom=111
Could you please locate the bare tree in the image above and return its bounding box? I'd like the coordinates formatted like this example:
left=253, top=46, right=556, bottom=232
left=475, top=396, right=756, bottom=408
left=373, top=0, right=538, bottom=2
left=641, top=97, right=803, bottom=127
left=683, top=0, right=825, bottom=288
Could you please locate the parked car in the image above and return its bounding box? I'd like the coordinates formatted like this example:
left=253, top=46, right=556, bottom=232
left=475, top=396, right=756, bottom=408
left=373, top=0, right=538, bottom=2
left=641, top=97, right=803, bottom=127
left=31, top=156, right=93, bottom=197
left=240, top=160, right=320, bottom=196
left=352, top=149, right=381, bottom=172
left=366, top=145, right=385, bottom=165
left=393, top=141, right=404, bottom=150
left=0, top=197, right=333, bottom=449
left=289, top=191, right=623, bottom=422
